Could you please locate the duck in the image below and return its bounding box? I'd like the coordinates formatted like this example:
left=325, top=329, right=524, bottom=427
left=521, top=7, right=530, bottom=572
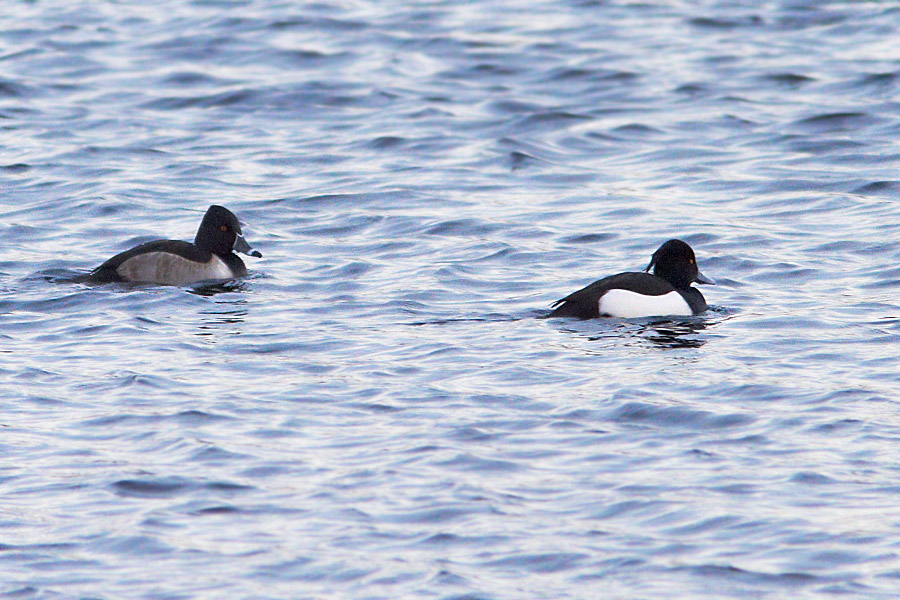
left=88, top=205, right=262, bottom=285
left=546, top=239, right=713, bottom=319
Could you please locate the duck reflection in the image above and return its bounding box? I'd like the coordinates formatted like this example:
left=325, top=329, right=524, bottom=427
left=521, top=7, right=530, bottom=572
left=195, top=304, right=248, bottom=340
left=187, top=280, right=248, bottom=297
left=190, top=282, right=250, bottom=339
left=639, top=318, right=708, bottom=348
left=558, top=316, right=711, bottom=349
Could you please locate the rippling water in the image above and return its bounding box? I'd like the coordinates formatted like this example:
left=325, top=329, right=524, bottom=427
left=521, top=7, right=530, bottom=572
left=4, top=1, right=900, bottom=598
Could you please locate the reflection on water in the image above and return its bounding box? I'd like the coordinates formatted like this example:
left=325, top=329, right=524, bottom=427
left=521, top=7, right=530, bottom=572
left=197, top=297, right=249, bottom=339
left=34, top=269, right=84, bottom=285
left=553, top=315, right=713, bottom=349
left=640, top=318, right=709, bottom=349
left=188, top=281, right=249, bottom=297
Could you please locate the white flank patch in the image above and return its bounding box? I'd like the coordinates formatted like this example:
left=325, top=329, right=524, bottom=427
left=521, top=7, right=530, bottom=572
left=116, top=252, right=232, bottom=285
left=598, top=289, right=692, bottom=318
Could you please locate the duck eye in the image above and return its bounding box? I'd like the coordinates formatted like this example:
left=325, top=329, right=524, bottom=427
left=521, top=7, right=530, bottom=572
left=221, top=225, right=228, bottom=232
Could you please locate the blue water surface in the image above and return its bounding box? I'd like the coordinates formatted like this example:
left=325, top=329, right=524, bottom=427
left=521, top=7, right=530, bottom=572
left=3, top=1, right=900, bottom=598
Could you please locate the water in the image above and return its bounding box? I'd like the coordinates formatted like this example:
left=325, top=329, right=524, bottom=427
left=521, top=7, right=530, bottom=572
left=3, top=1, right=900, bottom=597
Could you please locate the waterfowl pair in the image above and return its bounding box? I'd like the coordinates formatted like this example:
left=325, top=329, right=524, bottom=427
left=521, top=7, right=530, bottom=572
left=87, top=208, right=711, bottom=320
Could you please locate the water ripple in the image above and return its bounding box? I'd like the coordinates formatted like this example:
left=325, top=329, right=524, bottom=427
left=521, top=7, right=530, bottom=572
left=4, top=1, right=900, bottom=598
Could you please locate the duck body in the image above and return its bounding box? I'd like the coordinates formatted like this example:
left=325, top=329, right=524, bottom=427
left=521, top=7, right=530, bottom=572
left=88, top=205, right=261, bottom=286
left=547, top=239, right=712, bottom=319
left=89, top=239, right=247, bottom=285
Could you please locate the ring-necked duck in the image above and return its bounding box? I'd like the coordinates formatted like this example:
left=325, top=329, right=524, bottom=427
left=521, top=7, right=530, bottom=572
left=547, top=239, right=713, bottom=319
left=88, top=205, right=262, bottom=285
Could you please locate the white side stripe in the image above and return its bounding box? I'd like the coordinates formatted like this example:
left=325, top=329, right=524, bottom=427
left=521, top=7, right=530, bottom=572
left=598, top=289, right=692, bottom=318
